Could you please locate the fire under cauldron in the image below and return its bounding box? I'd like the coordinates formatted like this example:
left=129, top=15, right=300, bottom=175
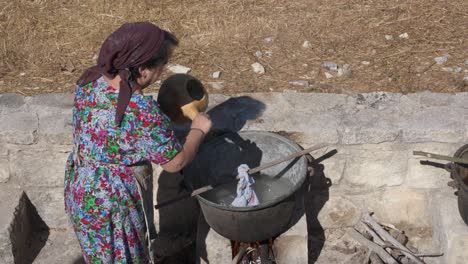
left=182, top=131, right=308, bottom=243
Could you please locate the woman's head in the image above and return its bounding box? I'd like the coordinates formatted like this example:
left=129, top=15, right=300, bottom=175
left=128, top=31, right=179, bottom=89
left=77, top=22, right=179, bottom=126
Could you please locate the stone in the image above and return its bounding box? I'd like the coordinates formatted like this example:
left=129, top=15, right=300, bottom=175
left=454, top=67, right=462, bottom=73
left=385, top=35, right=394, bottom=40
left=274, top=235, right=308, bottom=263
left=196, top=215, right=231, bottom=264
left=37, top=108, right=73, bottom=145
left=406, top=143, right=460, bottom=188
left=361, top=61, right=370, bottom=65
left=324, top=72, right=333, bottom=79
left=254, top=50, right=263, bottom=58
left=251, top=62, right=265, bottom=74
left=0, top=112, right=38, bottom=145
left=281, top=91, right=347, bottom=113
left=404, top=91, right=454, bottom=107
left=0, top=186, right=23, bottom=264
left=400, top=106, right=466, bottom=143
left=337, top=64, right=352, bottom=77
left=0, top=94, right=26, bottom=112
left=28, top=93, right=73, bottom=109
left=435, top=54, right=449, bottom=65
left=302, top=40, right=312, bottom=48
left=430, top=189, right=468, bottom=264
left=27, top=188, right=71, bottom=229
left=11, top=148, right=70, bottom=187
left=321, top=155, right=346, bottom=184
left=210, top=82, right=224, bottom=90
left=264, top=50, right=273, bottom=57
left=340, top=107, right=400, bottom=144
left=212, top=71, right=221, bottom=79
left=343, top=148, right=407, bottom=187
left=33, top=229, right=82, bottom=264
left=447, top=236, right=468, bottom=264
left=0, top=158, right=9, bottom=183
left=167, top=64, right=191, bottom=74
left=361, top=188, right=431, bottom=227
left=323, top=62, right=339, bottom=71
left=316, top=195, right=361, bottom=229
left=288, top=80, right=309, bottom=87
left=264, top=37, right=274, bottom=43
left=399, top=32, right=409, bottom=39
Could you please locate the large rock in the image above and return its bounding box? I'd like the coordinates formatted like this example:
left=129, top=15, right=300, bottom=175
left=339, top=107, right=400, bottom=144
left=399, top=106, right=466, bottom=143
left=281, top=91, right=347, bottom=113
left=33, top=229, right=83, bottom=264
left=0, top=186, right=23, bottom=264
left=342, top=148, right=407, bottom=187
left=364, top=188, right=431, bottom=227
left=0, top=94, right=27, bottom=112
left=0, top=112, right=38, bottom=145
left=404, top=91, right=455, bottom=107
left=316, top=194, right=361, bottom=229
left=0, top=157, right=9, bottom=183
left=430, top=189, right=468, bottom=264
left=196, top=215, right=232, bottom=264
left=27, top=188, right=70, bottom=229
left=320, top=153, right=346, bottom=185
left=274, top=234, right=308, bottom=263
left=28, top=94, right=74, bottom=145
left=11, top=147, right=70, bottom=187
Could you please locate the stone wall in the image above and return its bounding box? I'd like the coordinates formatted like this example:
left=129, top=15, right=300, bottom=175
left=0, top=91, right=466, bottom=263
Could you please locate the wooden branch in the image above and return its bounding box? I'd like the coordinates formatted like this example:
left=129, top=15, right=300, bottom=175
left=248, top=143, right=327, bottom=174
left=369, top=252, right=385, bottom=264
left=362, top=213, right=425, bottom=264
left=348, top=229, right=398, bottom=264
left=413, top=151, right=468, bottom=165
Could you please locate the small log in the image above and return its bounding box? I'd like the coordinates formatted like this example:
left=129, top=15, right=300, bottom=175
left=369, top=252, right=385, bottom=264
left=362, top=213, right=425, bottom=264
left=348, top=229, right=398, bottom=264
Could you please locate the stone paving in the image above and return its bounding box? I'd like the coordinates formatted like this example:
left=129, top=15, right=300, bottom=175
left=0, top=91, right=466, bottom=263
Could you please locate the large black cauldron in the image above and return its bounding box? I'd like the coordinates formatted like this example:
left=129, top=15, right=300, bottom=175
left=182, top=131, right=308, bottom=242
left=451, top=144, right=468, bottom=225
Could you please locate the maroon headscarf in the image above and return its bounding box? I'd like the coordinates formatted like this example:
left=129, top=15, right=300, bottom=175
left=77, top=22, right=165, bottom=126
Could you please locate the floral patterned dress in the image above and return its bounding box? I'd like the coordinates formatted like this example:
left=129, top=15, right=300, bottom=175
left=64, top=76, right=181, bottom=263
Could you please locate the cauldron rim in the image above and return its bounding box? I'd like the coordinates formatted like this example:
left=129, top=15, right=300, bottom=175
left=195, top=130, right=308, bottom=212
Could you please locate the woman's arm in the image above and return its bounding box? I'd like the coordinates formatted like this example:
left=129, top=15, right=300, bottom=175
left=161, top=113, right=212, bottom=173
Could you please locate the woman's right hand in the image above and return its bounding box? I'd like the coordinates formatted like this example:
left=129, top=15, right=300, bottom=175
left=191, top=113, right=212, bottom=134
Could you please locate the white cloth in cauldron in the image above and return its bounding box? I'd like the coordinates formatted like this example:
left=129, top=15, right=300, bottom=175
left=231, top=164, right=260, bottom=207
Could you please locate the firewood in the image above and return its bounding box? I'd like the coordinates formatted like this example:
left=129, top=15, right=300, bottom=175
left=369, top=252, right=385, bottom=264
left=362, top=213, right=425, bottom=264
left=348, top=229, right=398, bottom=264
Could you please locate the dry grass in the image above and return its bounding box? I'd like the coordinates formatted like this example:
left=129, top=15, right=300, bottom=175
left=0, top=0, right=467, bottom=96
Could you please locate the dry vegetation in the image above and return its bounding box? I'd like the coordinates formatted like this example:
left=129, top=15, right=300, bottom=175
left=0, top=0, right=467, bottom=96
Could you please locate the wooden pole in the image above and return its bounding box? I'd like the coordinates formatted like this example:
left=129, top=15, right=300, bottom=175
left=413, top=151, right=468, bottom=165
left=155, top=143, right=328, bottom=210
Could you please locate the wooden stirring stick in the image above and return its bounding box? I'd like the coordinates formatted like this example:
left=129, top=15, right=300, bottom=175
left=154, top=143, right=327, bottom=210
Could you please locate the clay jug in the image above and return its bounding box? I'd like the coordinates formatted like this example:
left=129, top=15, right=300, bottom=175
left=157, top=74, right=209, bottom=124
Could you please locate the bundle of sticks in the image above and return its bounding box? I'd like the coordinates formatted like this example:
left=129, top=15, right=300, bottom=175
left=349, top=212, right=443, bottom=264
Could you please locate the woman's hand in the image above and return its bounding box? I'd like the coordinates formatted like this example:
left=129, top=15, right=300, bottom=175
left=191, top=113, right=212, bottom=135
left=160, top=112, right=212, bottom=173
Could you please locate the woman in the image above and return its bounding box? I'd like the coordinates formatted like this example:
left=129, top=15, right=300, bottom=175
left=64, top=22, right=212, bottom=263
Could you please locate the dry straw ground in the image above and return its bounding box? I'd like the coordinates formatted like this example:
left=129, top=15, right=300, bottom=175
left=0, top=0, right=467, bottom=96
